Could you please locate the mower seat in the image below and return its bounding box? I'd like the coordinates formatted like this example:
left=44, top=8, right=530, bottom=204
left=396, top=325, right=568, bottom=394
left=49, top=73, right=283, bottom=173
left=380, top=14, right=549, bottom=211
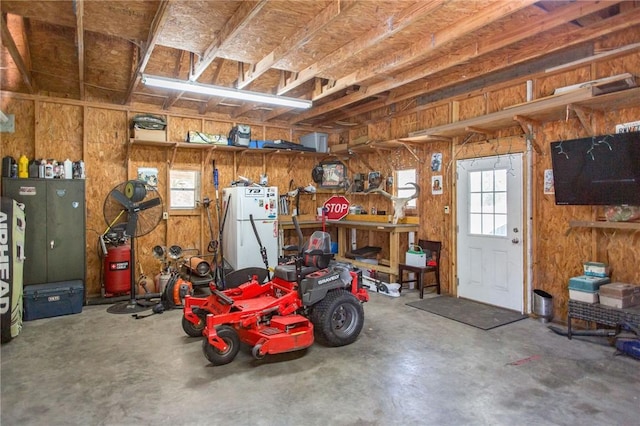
left=274, top=231, right=333, bottom=282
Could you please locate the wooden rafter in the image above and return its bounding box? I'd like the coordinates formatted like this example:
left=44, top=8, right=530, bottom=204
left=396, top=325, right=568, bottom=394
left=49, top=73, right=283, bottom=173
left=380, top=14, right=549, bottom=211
left=277, top=0, right=446, bottom=96
left=237, top=0, right=346, bottom=89
left=123, top=0, right=171, bottom=104
left=199, top=58, right=229, bottom=115
left=312, top=0, right=538, bottom=102
left=1, top=13, right=34, bottom=93
left=232, top=102, right=259, bottom=119
left=289, top=0, right=625, bottom=125
left=191, top=0, right=268, bottom=81
left=74, top=0, right=85, bottom=100
left=392, top=5, right=640, bottom=111
left=162, top=50, right=189, bottom=110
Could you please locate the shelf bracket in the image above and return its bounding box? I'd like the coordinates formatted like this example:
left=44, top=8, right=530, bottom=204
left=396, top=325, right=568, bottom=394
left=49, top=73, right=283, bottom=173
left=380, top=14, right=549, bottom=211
left=567, top=104, right=602, bottom=137
left=348, top=150, right=376, bottom=172
left=398, top=142, right=420, bottom=163
left=204, top=146, right=216, bottom=166
left=168, top=143, right=178, bottom=167
left=286, top=156, right=297, bottom=173
left=514, top=115, right=543, bottom=154
left=373, top=147, right=395, bottom=173
left=124, top=140, right=133, bottom=167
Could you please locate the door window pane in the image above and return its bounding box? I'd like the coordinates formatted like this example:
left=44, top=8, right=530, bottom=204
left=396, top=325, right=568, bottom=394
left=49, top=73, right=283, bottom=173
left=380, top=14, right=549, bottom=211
left=468, top=168, right=508, bottom=236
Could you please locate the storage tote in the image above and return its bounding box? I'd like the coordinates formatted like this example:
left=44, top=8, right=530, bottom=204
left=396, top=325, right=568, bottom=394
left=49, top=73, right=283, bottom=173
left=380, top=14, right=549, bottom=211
left=405, top=245, right=427, bottom=268
left=568, top=275, right=610, bottom=292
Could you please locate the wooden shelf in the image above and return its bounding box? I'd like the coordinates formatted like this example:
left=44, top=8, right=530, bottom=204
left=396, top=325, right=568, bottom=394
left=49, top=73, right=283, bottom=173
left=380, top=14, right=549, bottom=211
left=569, top=220, right=640, bottom=231
left=125, top=138, right=326, bottom=167
left=401, top=86, right=640, bottom=143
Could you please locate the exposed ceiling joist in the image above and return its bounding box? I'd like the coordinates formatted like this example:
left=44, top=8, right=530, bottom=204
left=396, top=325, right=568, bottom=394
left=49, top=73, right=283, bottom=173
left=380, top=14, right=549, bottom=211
left=237, top=0, right=346, bottom=89
left=1, top=13, right=34, bottom=93
left=74, top=0, right=84, bottom=100
left=123, top=0, right=171, bottom=104
left=277, top=0, right=447, bottom=96
left=289, top=0, right=621, bottom=125
left=190, top=0, right=268, bottom=82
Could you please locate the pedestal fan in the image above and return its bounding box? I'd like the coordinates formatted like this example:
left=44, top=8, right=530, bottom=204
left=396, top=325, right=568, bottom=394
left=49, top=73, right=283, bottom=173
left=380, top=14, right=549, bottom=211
left=103, top=180, right=163, bottom=314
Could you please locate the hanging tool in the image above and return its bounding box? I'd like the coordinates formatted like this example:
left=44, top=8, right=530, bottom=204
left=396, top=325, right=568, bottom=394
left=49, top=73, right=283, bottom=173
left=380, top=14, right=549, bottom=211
left=203, top=197, right=217, bottom=253
left=249, top=213, right=271, bottom=280
left=212, top=161, right=227, bottom=289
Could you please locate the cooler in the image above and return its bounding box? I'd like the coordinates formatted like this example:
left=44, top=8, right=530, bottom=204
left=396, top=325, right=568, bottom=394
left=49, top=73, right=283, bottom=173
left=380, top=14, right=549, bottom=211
left=23, top=281, right=84, bottom=321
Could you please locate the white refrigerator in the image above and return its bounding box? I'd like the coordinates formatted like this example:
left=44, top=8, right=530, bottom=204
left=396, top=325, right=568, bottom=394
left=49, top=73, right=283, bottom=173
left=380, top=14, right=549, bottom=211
left=222, top=186, right=279, bottom=271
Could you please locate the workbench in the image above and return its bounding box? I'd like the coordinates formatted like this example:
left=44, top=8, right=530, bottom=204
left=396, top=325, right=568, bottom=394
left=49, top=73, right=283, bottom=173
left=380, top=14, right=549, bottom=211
left=279, top=216, right=418, bottom=282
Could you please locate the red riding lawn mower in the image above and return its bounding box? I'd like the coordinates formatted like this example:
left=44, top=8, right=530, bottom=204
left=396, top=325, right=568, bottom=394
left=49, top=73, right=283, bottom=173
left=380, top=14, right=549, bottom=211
left=182, top=225, right=369, bottom=365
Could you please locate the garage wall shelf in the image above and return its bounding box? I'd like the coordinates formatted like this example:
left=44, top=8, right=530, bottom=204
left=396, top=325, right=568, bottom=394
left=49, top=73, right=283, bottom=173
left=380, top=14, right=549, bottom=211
left=400, top=85, right=640, bottom=149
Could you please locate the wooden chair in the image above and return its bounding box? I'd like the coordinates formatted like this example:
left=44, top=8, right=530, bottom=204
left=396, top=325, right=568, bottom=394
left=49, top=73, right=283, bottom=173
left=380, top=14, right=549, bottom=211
left=398, top=240, right=441, bottom=299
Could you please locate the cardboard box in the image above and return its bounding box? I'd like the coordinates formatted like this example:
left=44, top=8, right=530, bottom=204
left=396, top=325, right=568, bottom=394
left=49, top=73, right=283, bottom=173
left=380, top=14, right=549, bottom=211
left=329, top=143, right=349, bottom=153
left=132, top=128, right=167, bottom=142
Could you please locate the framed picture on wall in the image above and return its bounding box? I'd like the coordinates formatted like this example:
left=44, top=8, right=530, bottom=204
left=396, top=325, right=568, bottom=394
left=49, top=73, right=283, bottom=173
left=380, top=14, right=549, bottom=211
left=432, top=175, right=443, bottom=195
left=320, top=161, right=346, bottom=188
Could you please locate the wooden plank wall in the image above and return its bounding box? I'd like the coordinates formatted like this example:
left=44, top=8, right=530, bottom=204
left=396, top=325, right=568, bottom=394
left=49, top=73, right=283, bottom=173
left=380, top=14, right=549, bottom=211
left=1, top=31, right=638, bottom=323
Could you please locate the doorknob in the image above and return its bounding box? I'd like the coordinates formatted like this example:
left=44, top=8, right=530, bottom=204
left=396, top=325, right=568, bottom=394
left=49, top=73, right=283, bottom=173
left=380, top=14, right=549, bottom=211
left=50, top=240, right=55, bottom=249
left=512, top=238, right=520, bottom=244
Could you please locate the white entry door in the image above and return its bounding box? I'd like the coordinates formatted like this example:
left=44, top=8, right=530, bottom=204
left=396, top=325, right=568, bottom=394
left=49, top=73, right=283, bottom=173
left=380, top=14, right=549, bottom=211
left=456, top=154, right=524, bottom=312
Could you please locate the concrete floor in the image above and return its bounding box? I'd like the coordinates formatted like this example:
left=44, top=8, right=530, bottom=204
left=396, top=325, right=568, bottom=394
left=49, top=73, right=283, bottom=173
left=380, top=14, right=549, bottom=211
left=1, top=289, right=638, bottom=426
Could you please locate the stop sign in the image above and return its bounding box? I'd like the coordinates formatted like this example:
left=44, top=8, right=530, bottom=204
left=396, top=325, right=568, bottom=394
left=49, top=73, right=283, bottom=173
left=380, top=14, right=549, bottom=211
left=323, top=195, right=350, bottom=221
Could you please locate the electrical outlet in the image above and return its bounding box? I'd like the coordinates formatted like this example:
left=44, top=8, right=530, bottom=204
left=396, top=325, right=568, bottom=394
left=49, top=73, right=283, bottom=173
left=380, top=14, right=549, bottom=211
left=162, top=211, right=169, bottom=220
left=444, top=206, right=450, bottom=214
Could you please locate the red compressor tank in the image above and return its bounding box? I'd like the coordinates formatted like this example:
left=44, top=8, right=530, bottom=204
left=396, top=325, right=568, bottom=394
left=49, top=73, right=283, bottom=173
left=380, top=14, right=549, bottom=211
left=104, top=243, right=131, bottom=296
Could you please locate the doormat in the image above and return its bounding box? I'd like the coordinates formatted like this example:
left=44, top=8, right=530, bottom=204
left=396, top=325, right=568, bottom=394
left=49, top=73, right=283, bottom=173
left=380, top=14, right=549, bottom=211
left=406, top=296, right=528, bottom=330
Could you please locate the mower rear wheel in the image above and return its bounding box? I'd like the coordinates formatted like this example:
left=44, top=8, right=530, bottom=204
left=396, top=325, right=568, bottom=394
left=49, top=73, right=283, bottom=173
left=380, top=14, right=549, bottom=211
left=311, top=289, right=364, bottom=347
left=182, top=315, right=205, bottom=337
left=202, top=325, right=240, bottom=365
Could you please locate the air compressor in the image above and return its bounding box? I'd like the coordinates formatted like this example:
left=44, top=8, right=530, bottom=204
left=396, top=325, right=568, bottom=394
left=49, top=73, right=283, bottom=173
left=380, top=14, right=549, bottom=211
left=102, top=238, right=131, bottom=297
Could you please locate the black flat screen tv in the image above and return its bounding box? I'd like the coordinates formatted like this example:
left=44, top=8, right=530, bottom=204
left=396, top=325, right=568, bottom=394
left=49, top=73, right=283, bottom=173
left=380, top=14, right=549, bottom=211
left=550, top=131, right=640, bottom=205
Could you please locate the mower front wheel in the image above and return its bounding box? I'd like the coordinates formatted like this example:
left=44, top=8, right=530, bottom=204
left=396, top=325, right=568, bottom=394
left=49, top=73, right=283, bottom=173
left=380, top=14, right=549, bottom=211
left=202, top=325, right=240, bottom=365
left=311, top=289, right=364, bottom=347
left=182, top=315, right=205, bottom=337
left=252, top=343, right=265, bottom=360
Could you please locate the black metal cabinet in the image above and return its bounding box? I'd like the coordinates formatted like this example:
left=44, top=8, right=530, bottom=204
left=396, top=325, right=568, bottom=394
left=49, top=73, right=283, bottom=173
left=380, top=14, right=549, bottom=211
left=2, top=179, right=85, bottom=286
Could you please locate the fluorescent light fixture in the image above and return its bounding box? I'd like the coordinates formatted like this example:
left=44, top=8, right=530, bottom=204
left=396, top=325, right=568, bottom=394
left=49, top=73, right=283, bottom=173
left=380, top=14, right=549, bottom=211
left=141, top=74, right=312, bottom=109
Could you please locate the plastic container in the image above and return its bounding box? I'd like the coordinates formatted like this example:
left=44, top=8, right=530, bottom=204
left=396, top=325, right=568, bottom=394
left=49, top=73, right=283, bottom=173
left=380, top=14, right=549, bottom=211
left=300, top=132, right=328, bottom=153
left=18, top=155, right=29, bottom=178
left=63, top=159, right=73, bottom=179
left=568, top=275, right=610, bottom=292
left=583, top=261, right=610, bottom=277
left=569, top=289, right=599, bottom=304
left=532, top=289, right=554, bottom=323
